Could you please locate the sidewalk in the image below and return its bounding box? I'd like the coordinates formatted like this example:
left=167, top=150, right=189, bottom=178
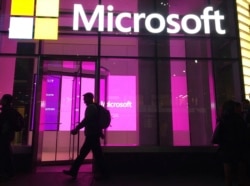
left=1, top=164, right=225, bottom=186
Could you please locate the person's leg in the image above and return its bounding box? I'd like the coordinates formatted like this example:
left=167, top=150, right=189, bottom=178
left=224, top=163, right=233, bottom=186
left=0, top=142, right=5, bottom=176
left=238, top=161, right=249, bottom=186
left=91, top=136, right=107, bottom=179
left=4, top=144, right=14, bottom=177
left=63, top=137, right=91, bottom=178
left=0, top=140, right=14, bottom=181
left=0, top=141, right=13, bottom=178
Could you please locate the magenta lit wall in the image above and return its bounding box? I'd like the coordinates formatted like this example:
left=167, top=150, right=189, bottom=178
left=0, top=59, right=16, bottom=99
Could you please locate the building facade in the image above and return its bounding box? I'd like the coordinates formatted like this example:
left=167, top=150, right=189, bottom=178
left=0, top=0, right=249, bottom=164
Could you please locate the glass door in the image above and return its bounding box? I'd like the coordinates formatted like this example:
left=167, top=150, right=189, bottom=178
left=39, top=59, right=109, bottom=163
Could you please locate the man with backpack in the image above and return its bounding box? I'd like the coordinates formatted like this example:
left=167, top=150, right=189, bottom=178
left=63, top=92, right=108, bottom=180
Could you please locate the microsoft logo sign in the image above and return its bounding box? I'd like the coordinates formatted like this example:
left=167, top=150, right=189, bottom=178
left=9, top=0, right=59, bottom=40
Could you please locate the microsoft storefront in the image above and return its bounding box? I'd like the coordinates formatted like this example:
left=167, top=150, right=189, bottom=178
left=0, top=0, right=248, bottom=164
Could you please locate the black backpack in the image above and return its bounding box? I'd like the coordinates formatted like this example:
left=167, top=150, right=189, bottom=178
left=96, top=104, right=111, bottom=129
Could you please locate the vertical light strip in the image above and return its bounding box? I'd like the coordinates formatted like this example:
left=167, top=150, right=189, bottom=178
left=236, top=0, right=250, bottom=98
left=171, top=61, right=190, bottom=146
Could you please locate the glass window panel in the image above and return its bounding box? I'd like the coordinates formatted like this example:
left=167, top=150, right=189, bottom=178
left=0, top=34, right=39, bottom=54
left=100, top=58, right=161, bottom=146
left=170, top=60, right=190, bottom=146
left=59, top=0, right=98, bottom=10
left=0, top=56, right=37, bottom=146
left=160, top=38, right=212, bottom=58
left=186, top=59, right=216, bottom=145
left=102, top=0, right=137, bottom=11
left=100, top=58, right=150, bottom=146
left=158, top=59, right=218, bottom=146
left=42, top=35, right=98, bottom=55
left=101, top=36, right=139, bottom=57
left=213, top=60, right=242, bottom=106
left=212, top=38, right=239, bottom=59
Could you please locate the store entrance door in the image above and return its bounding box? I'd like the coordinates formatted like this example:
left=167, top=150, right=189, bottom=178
left=39, top=59, right=109, bottom=163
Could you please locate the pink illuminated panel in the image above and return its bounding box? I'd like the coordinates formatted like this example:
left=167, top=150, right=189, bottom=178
left=80, top=77, right=95, bottom=124
left=40, top=76, right=47, bottom=131
left=59, top=76, right=73, bottom=131
left=59, top=77, right=95, bottom=131
left=103, top=76, right=136, bottom=131
left=59, top=75, right=136, bottom=131
left=40, top=75, right=60, bottom=131
left=171, top=61, right=190, bottom=146
left=208, top=62, right=217, bottom=131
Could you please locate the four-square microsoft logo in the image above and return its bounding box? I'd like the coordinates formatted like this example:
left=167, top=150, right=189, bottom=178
left=9, top=0, right=60, bottom=40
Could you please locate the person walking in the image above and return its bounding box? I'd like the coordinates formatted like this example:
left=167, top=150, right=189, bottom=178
left=63, top=92, right=107, bottom=180
left=212, top=100, right=249, bottom=186
left=0, top=94, right=23, bottom=181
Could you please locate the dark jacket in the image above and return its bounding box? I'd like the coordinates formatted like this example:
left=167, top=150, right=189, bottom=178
left=216, top=114, right=248, bottom=153
left=0, top=106, right=17, bottom=142
left=76, top=104, right=102, bottom=137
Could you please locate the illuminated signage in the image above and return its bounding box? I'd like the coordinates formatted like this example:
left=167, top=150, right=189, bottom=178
left=9, top=0, right=60, bottom=40
left=8, top=1, right=226, bottom=40
left=101, top=101, right=132, bottom=108
left=73, top=5, right=226, bottom=35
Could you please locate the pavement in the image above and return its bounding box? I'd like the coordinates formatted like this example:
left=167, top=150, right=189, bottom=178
left=1, top=164, right=227, bottom=186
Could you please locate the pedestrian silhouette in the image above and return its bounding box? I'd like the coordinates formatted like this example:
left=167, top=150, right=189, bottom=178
left=63, top=92, right=107, bottom=180
left=0, top=94, right=24, bottom=181
left=212, top=100, right=249, bottom=186
left=242, top=99, right=250, bottom=125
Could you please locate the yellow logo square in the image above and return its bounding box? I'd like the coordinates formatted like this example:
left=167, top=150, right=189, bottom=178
left=11, top=0, right=35, bottom=16
left=34, top=18, right=59, bottom=40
